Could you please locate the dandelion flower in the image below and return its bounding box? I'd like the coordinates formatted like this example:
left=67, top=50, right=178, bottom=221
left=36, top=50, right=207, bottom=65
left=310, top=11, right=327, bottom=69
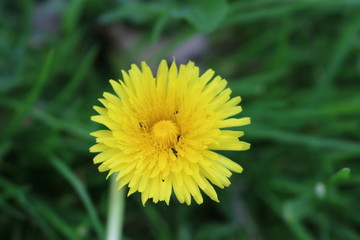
left=90, top=60, right=250, bottom=205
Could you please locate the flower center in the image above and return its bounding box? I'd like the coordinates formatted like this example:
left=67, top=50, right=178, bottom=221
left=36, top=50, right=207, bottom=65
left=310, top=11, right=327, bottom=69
left=151, top=120, right=179, bottom=146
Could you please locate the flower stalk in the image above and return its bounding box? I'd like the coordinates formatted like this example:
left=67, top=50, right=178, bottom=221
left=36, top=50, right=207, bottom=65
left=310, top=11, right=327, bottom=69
left=106, top=175, right=125, bottom=240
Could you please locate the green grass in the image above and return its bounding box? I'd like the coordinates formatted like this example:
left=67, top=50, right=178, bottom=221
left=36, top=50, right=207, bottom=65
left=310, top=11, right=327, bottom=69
left=1, top=0, right=360, bottom=239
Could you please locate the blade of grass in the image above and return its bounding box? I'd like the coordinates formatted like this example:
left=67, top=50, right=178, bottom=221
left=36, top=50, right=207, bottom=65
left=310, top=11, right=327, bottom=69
left=334, top=225, right=359, bottom=240
left=225, top=0, right=360, bottom=26
left=140, top=203, right=172, bottom=240
left=17, top=195, right=60, bottom=240
left=248, top=127, right=360, bottom=152
left=183, top=0, right=228, bottom=32
left=32, top=197, right=82, bottom=240
left=151, top=28, right=198, bottom=63
left=229, top=68, right=288, bottom=97
left=53, top=46, right=98, bottom=107
left=1, top=50, right=55, bottom=141
left=0, top=177, right=27, bottom=220
left=283, top=200, right=315, bottom=240
left=211, top=26, right=285, bottom=72
left=63, top=0, right=86, bottom=32
left=49, top=155, right=104, bottom=240
left=33, top=108, right=91, bottom=141
left=194, top=223, right=235, bottom=240
left=0, top=199, right=25, bottom=220
left=0, top=97, right=91, bottom=141
left=0, top=176, right=60, bottom=240
left=224, top=2, right=319, bottom=26
left=310, top=13, right=360, bottom=103
left=151, top=15, right=169, bottom=43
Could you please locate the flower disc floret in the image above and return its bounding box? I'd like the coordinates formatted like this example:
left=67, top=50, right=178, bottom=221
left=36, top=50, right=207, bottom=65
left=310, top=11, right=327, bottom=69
left=151, top=120, right=179, bottom=147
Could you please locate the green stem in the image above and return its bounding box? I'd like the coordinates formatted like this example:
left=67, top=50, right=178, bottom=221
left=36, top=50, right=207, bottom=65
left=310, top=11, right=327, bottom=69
left=106, top=175, right=125, bottom=240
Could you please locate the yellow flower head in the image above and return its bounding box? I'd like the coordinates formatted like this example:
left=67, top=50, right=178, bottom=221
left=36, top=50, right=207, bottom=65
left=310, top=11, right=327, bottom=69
left=90, top=60, right=250, bottom=205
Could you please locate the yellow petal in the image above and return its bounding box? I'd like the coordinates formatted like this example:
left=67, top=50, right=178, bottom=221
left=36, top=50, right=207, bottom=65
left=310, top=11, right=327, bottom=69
left=219, top=117, right=251, bottom=128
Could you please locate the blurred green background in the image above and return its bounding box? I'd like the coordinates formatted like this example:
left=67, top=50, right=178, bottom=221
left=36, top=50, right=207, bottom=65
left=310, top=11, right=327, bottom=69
left=1, top=0, right=360, bottom=239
